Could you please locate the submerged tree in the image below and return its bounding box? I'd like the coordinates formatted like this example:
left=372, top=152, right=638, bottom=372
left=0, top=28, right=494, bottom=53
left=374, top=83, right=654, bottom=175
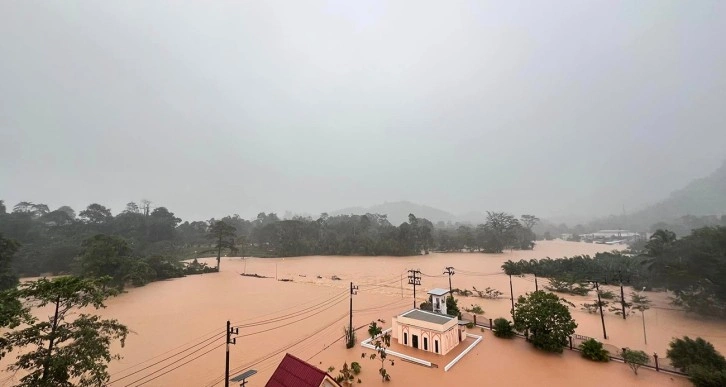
left=367, top=321, right=392, bottom=382
left=622, top=348, right=649, bottom=375
left=0, top=276, right=129, bottom=387
left=207, top=220, right=237, bottom=271
left=513, top=291, right=577, bottom=353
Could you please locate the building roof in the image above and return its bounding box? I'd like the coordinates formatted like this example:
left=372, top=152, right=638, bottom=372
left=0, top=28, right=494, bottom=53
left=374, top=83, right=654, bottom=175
left=401, top=309, right=456, bottom=325
left=427, top=288, right=450, bottom=296
left=265, top=353, right=340, bottom=387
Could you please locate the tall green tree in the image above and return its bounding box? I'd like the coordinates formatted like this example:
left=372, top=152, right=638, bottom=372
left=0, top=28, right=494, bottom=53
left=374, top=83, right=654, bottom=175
left=79, top=204, right=113, bottom=224
left=75, top=235, right=133, bottom=287
left=513, top=291, right=577, bottom=353
left=645, top=229, right=677, bottom=256
left=207, top=220, right=237, bottom=271
left=0, top=276, right=128, bottom=387
left=481, top=212, right=521, bottom=253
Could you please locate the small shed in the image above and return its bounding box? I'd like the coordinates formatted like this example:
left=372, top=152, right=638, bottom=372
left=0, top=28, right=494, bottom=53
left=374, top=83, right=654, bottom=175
left=392, top=309, right=463, bottom=356
left=427, top=288, right=450, bottom=314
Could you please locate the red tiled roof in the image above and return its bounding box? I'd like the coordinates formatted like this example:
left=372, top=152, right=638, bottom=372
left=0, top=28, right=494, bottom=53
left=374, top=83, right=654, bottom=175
left=265, top=353, right=340, bottom=387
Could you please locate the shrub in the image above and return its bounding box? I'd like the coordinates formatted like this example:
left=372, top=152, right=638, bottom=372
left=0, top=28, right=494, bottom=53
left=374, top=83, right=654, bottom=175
left=464, top=304, right=484, bottom=314
left=688, top=364, right=726, bottom=387
left=465, top=322, right=474, bottom=329
left=579, top=338, right=609, bottom=362
left=351, top=362, right=361, bottom=375
left=622, top=348, right=649, bottom=375
left=493, top=318, right=515, bottom=338
left=666, top=336, right=726, bottom=373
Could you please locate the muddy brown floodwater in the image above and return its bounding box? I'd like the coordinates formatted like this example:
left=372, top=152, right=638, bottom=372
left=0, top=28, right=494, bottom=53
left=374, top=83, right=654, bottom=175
left=3, top=240, right=723, bottom=386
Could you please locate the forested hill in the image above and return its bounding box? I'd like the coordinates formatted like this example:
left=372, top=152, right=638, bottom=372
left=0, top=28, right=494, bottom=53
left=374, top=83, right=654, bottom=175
left=332, top=201, right=458, bottom=225
left=636, top=160, right=726, bottom=219
left=587, top=160, right=726, bottom=232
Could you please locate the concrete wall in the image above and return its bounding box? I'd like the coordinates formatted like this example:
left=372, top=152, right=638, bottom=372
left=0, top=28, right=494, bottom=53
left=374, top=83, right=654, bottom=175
left=392, top=316, right=461, bottom=355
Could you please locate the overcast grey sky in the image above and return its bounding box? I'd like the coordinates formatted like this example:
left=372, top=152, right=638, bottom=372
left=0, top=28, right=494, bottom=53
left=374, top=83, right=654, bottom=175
left=1, top=1, right=725, bottom=222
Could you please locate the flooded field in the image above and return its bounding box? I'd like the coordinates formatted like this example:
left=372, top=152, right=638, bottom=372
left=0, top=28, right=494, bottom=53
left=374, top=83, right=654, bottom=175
left=3, top=240, right=721, bottom=386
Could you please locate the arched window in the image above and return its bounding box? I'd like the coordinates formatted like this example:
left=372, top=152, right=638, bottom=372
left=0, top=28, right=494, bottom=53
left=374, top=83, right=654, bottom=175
left=424, top=337, right=428, bottom=351
left=404, top=332, right=408, bottom=345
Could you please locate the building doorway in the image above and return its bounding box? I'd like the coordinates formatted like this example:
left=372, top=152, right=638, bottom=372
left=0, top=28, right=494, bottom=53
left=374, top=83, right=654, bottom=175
left=404, top=332, right=408, bottom=345
left=423, top=337, right=428, bottom=351
left=412, top=335, right=419, bottom=349
left=435, top=340, right=439, bottom=354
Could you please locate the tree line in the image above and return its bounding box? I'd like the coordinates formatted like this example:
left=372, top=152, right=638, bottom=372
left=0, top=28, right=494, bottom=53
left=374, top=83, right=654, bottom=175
left=502, top=226, right=726, bottom=318
left=0, top=200, right=538, bottom=277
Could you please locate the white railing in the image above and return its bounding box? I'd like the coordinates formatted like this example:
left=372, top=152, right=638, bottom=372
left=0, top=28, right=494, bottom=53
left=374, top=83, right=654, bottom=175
left=360, top=328, right=433, bottom=367
left=444, top=333, right=483, bottom=372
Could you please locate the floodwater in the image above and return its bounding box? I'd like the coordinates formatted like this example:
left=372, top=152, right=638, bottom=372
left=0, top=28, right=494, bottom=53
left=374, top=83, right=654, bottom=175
left=3, top=240, right=720, bottom=386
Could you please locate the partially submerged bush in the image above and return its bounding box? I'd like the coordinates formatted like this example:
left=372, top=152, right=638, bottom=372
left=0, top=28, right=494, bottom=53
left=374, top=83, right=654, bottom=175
left=666, top=336, right=726, bottom=373
left=667, top=336, right=726, bottom=387
left=622, top=348, right=649, bottom=375
left=493, top=317, right=515, bottom=338
left=688, top=364, right=726, bottom=387
left=579, top=338, right=609, bottom=362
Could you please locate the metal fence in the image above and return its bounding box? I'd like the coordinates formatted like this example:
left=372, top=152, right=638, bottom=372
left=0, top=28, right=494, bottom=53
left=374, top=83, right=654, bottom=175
left=460, top=312, right=687, bottom=377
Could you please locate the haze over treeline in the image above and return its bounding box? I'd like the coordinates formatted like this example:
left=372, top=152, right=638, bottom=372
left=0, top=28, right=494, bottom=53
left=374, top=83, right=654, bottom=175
left=2, top=1, right=726, bottom=222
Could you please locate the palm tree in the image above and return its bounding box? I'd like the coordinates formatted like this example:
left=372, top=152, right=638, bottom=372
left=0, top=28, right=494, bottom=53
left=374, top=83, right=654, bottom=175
left=645, top=229, right=676, bottom=256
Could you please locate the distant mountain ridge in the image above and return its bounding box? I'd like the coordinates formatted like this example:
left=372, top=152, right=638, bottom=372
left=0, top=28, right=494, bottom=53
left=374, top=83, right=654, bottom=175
left=589, top=160, right=726, bottom=231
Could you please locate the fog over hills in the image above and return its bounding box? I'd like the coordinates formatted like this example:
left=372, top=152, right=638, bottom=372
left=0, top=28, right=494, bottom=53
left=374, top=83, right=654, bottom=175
left=332, top=201, right=459, bottom=225
left=331, top=160, right=726, bottom=230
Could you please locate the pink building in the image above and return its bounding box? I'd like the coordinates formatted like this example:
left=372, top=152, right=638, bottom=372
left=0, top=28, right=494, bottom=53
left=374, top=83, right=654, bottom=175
left=391, top=308, right=464, bottom=356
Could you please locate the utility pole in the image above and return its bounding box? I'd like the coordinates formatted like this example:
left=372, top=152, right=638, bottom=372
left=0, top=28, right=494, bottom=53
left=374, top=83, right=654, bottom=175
left=618, top=271, right=627, bottom=320
left=509, top=274, right=515, bottom=318
left=225, top=320, right=239, bottom=387
left=408, top=269, right=421, bottom=309
left=534, top=273, right=539, bottom=291
left=592, top=281, right=608, bottom=340
left=443, top=267, right=455, bottom=294
left=348, top=282, right=358, bottom=348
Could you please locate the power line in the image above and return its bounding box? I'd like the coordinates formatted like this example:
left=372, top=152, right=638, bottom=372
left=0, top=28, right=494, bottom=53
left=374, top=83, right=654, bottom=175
left=123, top=338, right=224, bottom=386
left=230, top=291, right=348, bottom=329
left=206, top=313, right=348, bottom=386
left=131, top=343, right=225, bottom=387
left=108, top=332, right=225, bottom=385
left=111, top=291, right=348, bottom=383
left=120, top=293, right=347, bottom=386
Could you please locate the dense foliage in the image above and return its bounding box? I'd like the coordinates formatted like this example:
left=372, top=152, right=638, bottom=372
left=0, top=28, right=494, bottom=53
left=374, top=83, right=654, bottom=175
left=434, top=212, right=538, bottom=253
left=501, top=226, right=726, bottom=318
left=492, top=318, right=515, bottom=338
left=667, top=336, right=726, bottom=374
left=0, top=200, right=539, bottom=278
left=446, top=296, right=461, bottom=317
left=0, top=233, right=20, bottom=291
left=0, top=276, right=128, bottom=387
left=502, top=252, right=648, bottom=289
left=579, top=338, right=609, bottom=362
left=644, top=227, right=726, bottom=317
left=513, top=291, right=577, bottom=353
